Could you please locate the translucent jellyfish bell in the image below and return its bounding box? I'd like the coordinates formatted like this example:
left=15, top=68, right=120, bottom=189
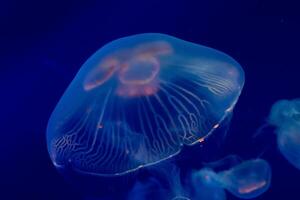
left=191, top=159, right=271, bottom=200
left=268, top=99, right=300, bottom=127
left=127, top=164, right=189, bottom=200
left=268, top=99, right=300, bottom=169
left=217, top=159, right=271, bottom=199
left=46, top=33, right=245, bottom=176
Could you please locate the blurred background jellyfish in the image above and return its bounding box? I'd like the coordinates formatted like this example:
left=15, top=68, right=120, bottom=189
left=189, top=155, right=240, bottom=200
left=191, top=157, right=271, bottom=199
left=126, top=178, right=163, bottom=200
left=127, top=163, right=190, bottom=200
left=46, top=33, right=244, bottom=178
left=191, top=168, right=226, bottom=200
left=266, top=99, right=300, bottom=170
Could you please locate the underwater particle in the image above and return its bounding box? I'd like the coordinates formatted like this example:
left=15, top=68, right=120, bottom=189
left=192, top=158, right=271, bottom=199
left=46, top=33, right=245, bottom=176
left=268, top=99, right=300, bottom=169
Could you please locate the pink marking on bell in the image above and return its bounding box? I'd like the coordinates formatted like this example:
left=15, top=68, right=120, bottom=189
left=118, top=55, right=160, bottom=85
left=133, top=41, right=173, bottom=57
left=83, top=57, right=119, bottom=91
left=238, top=181, right=267, bottom=194
left=116, top=80, right=159, bottom=97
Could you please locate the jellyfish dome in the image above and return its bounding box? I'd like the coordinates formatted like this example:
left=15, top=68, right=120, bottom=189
left=267, top=99, right=300, bottom=170
left=46, top=33, right=245, bottom=177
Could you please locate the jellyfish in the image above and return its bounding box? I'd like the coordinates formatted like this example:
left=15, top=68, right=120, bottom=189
left=191, top=158, right=271, bottom=199
left=190, top=155, right=240, bottom=200
left=191, top=168, right=226, bottom=200
left=267, top=99, right=300, bottom=170
left=127, top=164, right=189, bottom=200
left=46, top=33, right=245, bottom=177
left=126, top=178, right=161, bottom=200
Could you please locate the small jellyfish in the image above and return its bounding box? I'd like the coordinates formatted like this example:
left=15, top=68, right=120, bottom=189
left=191, top=158, right=271, bottom=199
left=127, top=164, right=189, bottom=200
left=191, top=168, right=226, bottom=200
left=267, top=99, right=300, bottom=169
left=218, top=158, right=271, bottom=199
left=127, top=178, right=161, bottom=200
left=153, top=164, right=189, bottom=200
left=46, top=33, right=244, bottom=177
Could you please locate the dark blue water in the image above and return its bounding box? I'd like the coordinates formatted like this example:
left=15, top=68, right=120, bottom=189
left=1, top=0, right=300, bottom=199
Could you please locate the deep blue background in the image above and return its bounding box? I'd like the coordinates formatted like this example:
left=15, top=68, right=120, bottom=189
left=1, top=0, right=300, bottom=199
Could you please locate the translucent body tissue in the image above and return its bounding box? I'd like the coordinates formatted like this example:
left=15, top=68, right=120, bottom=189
left=46, top=33, right=245, bottom=176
